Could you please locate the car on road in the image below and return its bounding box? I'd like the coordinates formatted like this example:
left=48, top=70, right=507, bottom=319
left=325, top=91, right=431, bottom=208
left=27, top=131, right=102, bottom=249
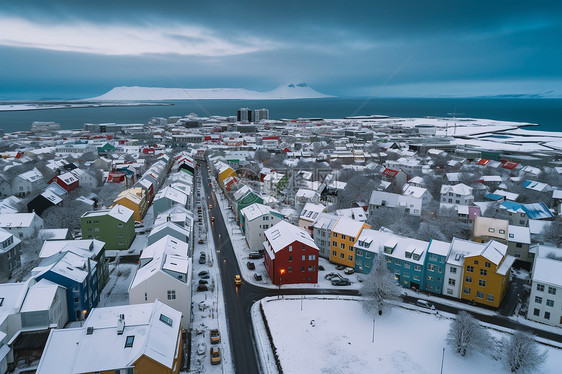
left=416, top=299, right=435, bottom=310
left=196, top=342, right=206, bottom=355
left=210, top=329, right=220, bottom=344
left=198, top=239, right=204, bottom=244
left=247, top=262, right=255, bottom=270
left=198, top=280, right=208, bottom=285
left=254, top=273, right=262, bottom=281
left=199, top=254, right=206, bottom=264
left=331, top=278, right=351, bottom=286
left=197, top=284, right=209, bottom=291
left=211, top=216, right=215, bottom=222
left=210, top=347, right=221, bottom=365
left=324, top=272, right=340, bottom=280
left=234, top=274, right=242, bottom=286
left=209, top=204, right=212, bottom=209
left=344, top=267, right=355, bottom=275
left=248, top=251, right=262, bottom=259
left=198, top=270, right=209, bottom=277
left=335, top=264, right=346, bottom=270
left=318, top=265, right=325, bottom=271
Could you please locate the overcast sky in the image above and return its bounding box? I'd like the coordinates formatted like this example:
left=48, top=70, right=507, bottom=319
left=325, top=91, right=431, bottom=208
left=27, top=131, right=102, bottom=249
left=1, top=1, right=561, bottom=99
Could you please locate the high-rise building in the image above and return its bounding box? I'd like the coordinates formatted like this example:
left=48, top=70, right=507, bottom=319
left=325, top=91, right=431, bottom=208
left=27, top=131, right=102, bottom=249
left=237, top=108, right=254, bottom=123
left=254, top=108, right=269, bottom=122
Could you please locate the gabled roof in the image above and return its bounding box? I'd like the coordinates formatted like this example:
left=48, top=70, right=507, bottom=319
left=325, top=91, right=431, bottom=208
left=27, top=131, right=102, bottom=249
left=331, top=216, right=366, bottom=237
left=300, top=203, right=326, bottom=222
left=264, top=220, right=318, bottom=257
left=241, top=203, right=279, bottom=222
left=39, top=239, right=105, bottom=259
left=154, top=186, right=188, bottom=205
left=465, top=240, right=507, bottom=266
left=0, top=213, right=40, bottom=228
left=440, top=183, right=473, bottom=196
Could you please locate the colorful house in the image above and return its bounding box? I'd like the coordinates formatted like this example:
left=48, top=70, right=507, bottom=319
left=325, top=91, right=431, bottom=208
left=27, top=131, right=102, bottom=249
left=240, top=203, right=283, bottom=251
left=49, top=171, right=79, bottom=193
left=460, top=240, right=515, bottom=308
left=80, top=205, right=135, bottom=250
left=422, top=239, right=451, bottom=294
left=264, top=220, right=319, bottom=285
left=112, top=187, right=148, bottom=222
left=382, top=235, right=429, bottom=290
left=329, top=217, right=370, bottom=268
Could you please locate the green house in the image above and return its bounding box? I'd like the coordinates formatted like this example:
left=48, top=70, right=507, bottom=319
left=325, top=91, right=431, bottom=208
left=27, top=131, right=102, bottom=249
left=237, top=191, right=264, bottom=225
left=80, top=204, right=135, bottom=250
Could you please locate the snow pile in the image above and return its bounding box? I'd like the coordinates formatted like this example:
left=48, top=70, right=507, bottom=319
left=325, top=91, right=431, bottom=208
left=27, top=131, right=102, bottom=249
left=87, top=83, right=333, bottom=101
left=258, top=297, right=562, bottom=374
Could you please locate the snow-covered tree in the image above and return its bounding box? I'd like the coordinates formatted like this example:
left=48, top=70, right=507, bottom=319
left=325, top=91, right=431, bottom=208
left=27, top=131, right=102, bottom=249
left=504, top=331, right=547, bottom=373
left=542, top=220, right=562, bottom=247
left=362, top=253, right=401, bottom=316
left=446, top=311, right=490, bottom=356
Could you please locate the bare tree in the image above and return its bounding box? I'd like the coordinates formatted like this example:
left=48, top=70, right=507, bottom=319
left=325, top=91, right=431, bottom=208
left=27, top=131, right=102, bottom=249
left=42, top=194, right=92, bottom=231
left=446, top=311, right=491, bottom=357
left=542, top=221, right=562, bottom=247
left=11, top=237, right=45, bottom=282
left=362, top=254, right=401, bottom=316
left=254, top=149, right=271, bottom=164
left=504, top=331, right=547, bottom=373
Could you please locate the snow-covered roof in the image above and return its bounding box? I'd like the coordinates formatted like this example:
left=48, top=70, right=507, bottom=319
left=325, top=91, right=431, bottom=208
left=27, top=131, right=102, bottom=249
left=313, top=212, right=339, bottom=231
left=507, top=225, right=531, bottom=245
left=39, top=239, right=105, bottom=259
left=139, top=235, right=189, bottom=264
left=335, top=207, right=367, bottom=222
left=427, top=239, right=451, bottom=257
left=447, top=238, right=486, bottom=266
left=300, top=203, right=326, bottom=222
left=465, top=240, right=507, bottom=266
left=154, top=186, right=188, bottom=205
left=331, top=216, right=366, bottom=237
left=40, top=189, right=63, bottom=205
left=37, top=301, right=181, bottom=373
left=492, top=189, right=519, bottom=201
left=20, top=279, right=60, bottom=313
left=440, top=183, right=473, bottom=196
left=108, top=204, right=134, bottom=222
left=48, top=251, right=97, bottom=283
left=241, top=203, right=279, bottom=221
left=402, top=185, right=429, bottom=199
left=0, top=213, right=40, bottom=228
left=532, top=256, right=562, bottom=286
left=264, top=220, right=318, bottom=256
left=18, top=167, right=43, bottom=182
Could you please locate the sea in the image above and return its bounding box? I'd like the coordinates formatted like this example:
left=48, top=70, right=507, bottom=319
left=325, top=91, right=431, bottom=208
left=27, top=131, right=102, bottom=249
left=0, top=98, right=561, bottom=133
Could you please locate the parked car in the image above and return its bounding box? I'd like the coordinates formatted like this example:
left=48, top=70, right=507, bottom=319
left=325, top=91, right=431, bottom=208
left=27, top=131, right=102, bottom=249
left=254, top=273, right=262, bottom=281
left=344, top=267, right=355, bottom=275
left=335, top=264, right=346, bottom=270
left=198, top=239, right=204, bottom=244
left=234, top=274, right=242, bottom=286
left=200, top=274, right=210, bottom=279
left=248, top=251, right=262, bottom=259
left=331, top=278, right=351, bottom=286
left=210, top=329, right=220, bottom=344
left=324, top=272, right=340, bottom=280
left=210, top=347, right=221, bottom=365
left=416, top=299, right=435, bottom=310
left=318, top=265, right=325, bottom=271
left=198, top=270, right=210, bottom=277
left=197, top=284, right=209, bottom=291
left=199, top=256, right=206, bottom=265
left=247, top=262, right=255, bottom=270
left=198, top=280, right=208, bottom=285
left=196, top=342, right=206, bottom=355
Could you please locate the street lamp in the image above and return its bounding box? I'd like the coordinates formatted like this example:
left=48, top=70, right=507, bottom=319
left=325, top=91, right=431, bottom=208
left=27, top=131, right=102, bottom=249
left=279, top=269, right=285, bottom=298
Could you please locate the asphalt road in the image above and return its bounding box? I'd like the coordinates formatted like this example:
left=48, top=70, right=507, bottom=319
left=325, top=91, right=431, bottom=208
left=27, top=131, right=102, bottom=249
left=200, top=161, right=562, bottom=374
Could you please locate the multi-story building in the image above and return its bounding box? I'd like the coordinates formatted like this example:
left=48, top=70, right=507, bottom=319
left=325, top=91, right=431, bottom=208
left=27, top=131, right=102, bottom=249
left=11, top=168, right=44, bottom=197
left=444, top=238, right=486, bottom=299
left=80, top=204, right=135, bottom=250
left=312, top=213, right=340, bottom=260
left=298, top=203, right=326, bottom=234
left=329, top=217, right=370, bottom=268
left=440, top=183, right=474, bottom=211
left=422, top=239, right=451, bottom=294
left=382, top=234, right=429, bottom=290
left=471, top=216, right=509, bottom=245
left=528, top=248, right=562, bottom=327
left=460, top=240, right=515, bottom=308
left=113, top=187, right=148, bottom=222
left=240, top=203, right=283, bottom=252
left=263, top=221, right=319, bottom=285
left=0, top=229, right=21, bottom=282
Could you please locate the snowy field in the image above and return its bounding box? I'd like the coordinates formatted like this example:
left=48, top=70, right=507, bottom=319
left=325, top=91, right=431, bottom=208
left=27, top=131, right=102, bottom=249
left=257, top=297, right=562, bottom=374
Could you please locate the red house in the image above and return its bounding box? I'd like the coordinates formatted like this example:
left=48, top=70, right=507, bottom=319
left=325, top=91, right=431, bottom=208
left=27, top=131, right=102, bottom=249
left=49, top=172, right=79, bottom=192
left=263, top=221, right=319, bottom=286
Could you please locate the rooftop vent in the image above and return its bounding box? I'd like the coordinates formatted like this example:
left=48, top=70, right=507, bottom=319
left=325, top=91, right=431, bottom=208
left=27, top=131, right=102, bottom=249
left=86, top=327, right=94, bottom=335
left=117, top=314, right=125, bottom=335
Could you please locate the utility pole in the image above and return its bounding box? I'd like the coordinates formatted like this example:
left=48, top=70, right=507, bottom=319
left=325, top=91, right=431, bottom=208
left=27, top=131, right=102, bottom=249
left=440, top=347, right=445, bottom=374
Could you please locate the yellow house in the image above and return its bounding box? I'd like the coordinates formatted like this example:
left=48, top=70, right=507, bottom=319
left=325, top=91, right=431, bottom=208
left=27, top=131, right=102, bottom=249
left=216, top=161, right=237, bottom=186
left=330, top=217, right=370, bottom=267
left=460, top=240, right=515, bottom=308
left=113, top=187, right=148, bottom=221
left=36, top=300, right=183, bottom=374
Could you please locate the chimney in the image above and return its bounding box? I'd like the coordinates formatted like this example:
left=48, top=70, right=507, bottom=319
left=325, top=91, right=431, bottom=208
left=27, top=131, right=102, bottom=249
left=117, top=314, right=125, bottom=335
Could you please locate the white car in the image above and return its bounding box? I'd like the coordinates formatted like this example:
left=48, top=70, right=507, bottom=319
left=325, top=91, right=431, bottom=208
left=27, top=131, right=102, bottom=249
left=416, top=299, right=435, bottom=310
left=197, top=342, right=207, bottom=355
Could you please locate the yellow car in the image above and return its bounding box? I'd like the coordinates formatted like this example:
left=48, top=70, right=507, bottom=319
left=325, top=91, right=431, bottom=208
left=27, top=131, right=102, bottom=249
left=234, top=274, right=241, bottom=286
left=210, top=346, right=221, bottom=365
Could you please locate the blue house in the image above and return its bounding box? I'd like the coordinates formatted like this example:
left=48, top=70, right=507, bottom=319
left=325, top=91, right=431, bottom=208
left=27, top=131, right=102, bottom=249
left=382, top=235, right=429, bottom=290
left=353, top=229, right=379, bottom=274
left=422, top=239, right=451, bottom=294
left=36, top=251, right=99, bottom=321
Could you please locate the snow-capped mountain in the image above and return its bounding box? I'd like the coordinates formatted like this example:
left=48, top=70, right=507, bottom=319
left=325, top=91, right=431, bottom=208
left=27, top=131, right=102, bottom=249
left=87, top=83, right=333, bottom=101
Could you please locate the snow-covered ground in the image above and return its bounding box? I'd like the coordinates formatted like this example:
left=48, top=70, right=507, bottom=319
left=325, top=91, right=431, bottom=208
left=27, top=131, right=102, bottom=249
left=255, top=297, right=562, bottom=374
left=98, top=262, right=137, bottom=307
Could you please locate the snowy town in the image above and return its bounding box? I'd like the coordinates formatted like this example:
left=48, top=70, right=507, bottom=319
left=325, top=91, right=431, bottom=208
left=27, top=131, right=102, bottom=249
left=0, top=110, right=561, bottom=374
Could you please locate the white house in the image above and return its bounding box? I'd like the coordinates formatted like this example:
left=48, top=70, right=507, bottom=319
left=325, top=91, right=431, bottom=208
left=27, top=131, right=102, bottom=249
left=11, top=168, right=44, bottom=197
left=70, top=168, right=99, bottom=189
left=527, top=247, right=562, bottom=327
left=298, top=203, right=327, bottom=233
left=312, top=213, right=340, bottom=260
left=19, top=278, right=68, bottom=330
left=440, top=183, right=474, bottom=211
left=128, top=235, right=192, bottom=329
left=368, top=190, right=422, bottom=217
left=240, top=203, right=284, bottom=252
left=0, top=213, right=44, bottom=239
left=402, top=185, right=433, bottom=206
left=443, top=238, right=485, bottom=299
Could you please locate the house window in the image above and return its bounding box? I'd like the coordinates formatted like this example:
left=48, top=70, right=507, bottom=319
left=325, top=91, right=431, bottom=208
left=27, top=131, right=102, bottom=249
left=480, top=269, right=487, bottom=276
left=288, top=267, right=292, bottom=273
left=536, top=284, right=544, bottom=292
left=485, top=262, right=491, bottom=268
left=340, top=253, right=344, bottom=259
left=167, top=290, right=176, bottom=300
left=447, top=288, right=453, bottom=295
left=348, top=255, right=353, bottom=261
left=357, top=250, right=363, bottom=256
left=350, top=237, right=354, bottom=242
left=332, top=251, right=337, bottom=256
left=125, top=336, right=135, bottom=348
left=365, top=252, right=371, bottom=259
left=340, top=243, right=345, bottom=249
left=395, top=260, right=401, bottom=266
left=463, top=287, right=471, bottom=294
left=341, top=234, right=346, bottom=240
left=349, top=246, right=353, bottom=252
left=404, top=263, right=411, bottom=269
left=414, top=265, right=421, bottom=271
left=118, top=223, right=123, bottom=228
left=144, top=292, right=147, bottom=301
left=450, top=267, right=457, bottom=274
left=288, top=256, right=292, bottom=262
left=308, top=266, right=316, bottom=271
left=466, top=265, right=474, bottom=273
left=332, top=241, right=337, bottom=247
left=476, top=291, right=484, bottom=299
left=159, top=314, right=173, bottom=326
left=499, top=229, right=505, bottom=234
left=308, top=255, right=316, bottom=260
left=289, top=246, right=292, bottom=251
left=535, top=296, right=542, bottom=304
left=545, top=311, right=550, bottom=320
left=301, top=266, right=305, bottom=272
left=488, top=228, right=495, bottom=233
left=478, top=280, right=486, bottom=287
left=428, top=264, right=435, bottom=271
left=413, top=275, right=420, bottom=281
left=403, top=272, right=410, bottom=278
left=302, top=255, right=305, bottom=261
left=546, top=299, right=554, bottom=307
left=333, top=233, right=338, bottom=238
left=465, top=276, right=472, bottom=283
left=533, top=308, right=540, bottom=316
left=474, top=260, right=479, bottom=265
left=548, top=287, right=556, bottom=295
left=302, top=245, right=306, bottom=251
left=448, top=278, right=455, bottom=286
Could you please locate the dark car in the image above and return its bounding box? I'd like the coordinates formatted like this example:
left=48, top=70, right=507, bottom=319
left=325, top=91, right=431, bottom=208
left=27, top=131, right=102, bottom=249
left=254, top=273, right=262, bottom=281
left=199, top=256, right=206, bottom=265
left=335, top=264, right=346, bottom=271
left=247, top=262, right=255, bottom=270
left=248, top=252, right=262, bottom=259
left=324, top=272, right=340, bottom=280
left=198, top=270, right=210, bottom=277
left=199, top=280, right=208, bottom=285
left=197, top=284, right=209, bottom=291
left=331, top=278, right=351, bottom=286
